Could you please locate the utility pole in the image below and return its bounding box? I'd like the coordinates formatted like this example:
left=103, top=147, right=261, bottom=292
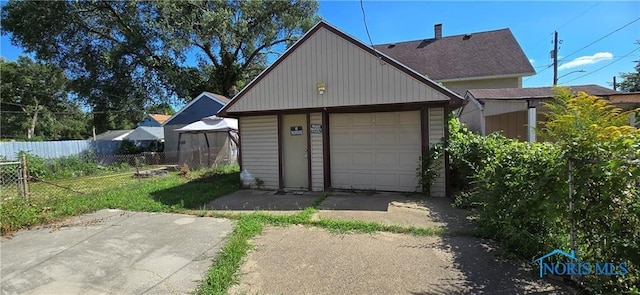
left=613, top=76, right=617, bottom=91
left=553, top=31, right=559, bottom=85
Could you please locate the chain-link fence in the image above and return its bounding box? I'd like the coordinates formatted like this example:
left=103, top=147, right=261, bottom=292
left=0, top=148, right=238, bottom=202
left=0, top=160, right=27, bottom=201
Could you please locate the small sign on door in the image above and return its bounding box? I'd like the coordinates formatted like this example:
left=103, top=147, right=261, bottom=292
left=290, top=126, right=303, bottom=136
left=310, top=124, right=322, bottom=134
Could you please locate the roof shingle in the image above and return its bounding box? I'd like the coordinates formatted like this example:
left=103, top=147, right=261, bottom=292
left=467, top=85, right=621, bottom=100
left=374, top=28, right=535, bottom=81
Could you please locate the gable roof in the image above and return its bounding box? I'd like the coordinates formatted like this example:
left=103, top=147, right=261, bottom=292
left=93, top=129, right=133, bottom=141
left=124, top=126, right=164, bottom=141
left=220, top=21, right=463, bottom=115
left=467, top=84, right=620, bottom=101
left=373, top=28, right=535, bottom=81
left=148, top=114, right=171, bottom=125
left=163, top=91, right=229, bottom=126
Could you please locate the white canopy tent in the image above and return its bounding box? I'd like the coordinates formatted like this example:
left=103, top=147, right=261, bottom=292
left=174, top=116, right=238, bottom=168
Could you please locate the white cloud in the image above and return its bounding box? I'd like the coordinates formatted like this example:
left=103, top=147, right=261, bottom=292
left=529, top=59, right=535, bottom=64
left=558, top=52, right=613, bottom=70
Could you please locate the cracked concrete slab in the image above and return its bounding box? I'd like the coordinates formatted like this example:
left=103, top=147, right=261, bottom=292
left=1, top=209, right=233, bottom=295
left=230, top=226, right=574, bottom=295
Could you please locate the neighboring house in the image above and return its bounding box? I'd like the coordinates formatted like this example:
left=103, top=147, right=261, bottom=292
left=93, top=129, right=133, bottom=141
left=91, top=129, right=133, bottom=155
left=162, top=92, right=230, bottom=163
left=374, top=24, right=535, bottom=95
left=219, top=21, right=463, bottom=196
left=459, top=85, right=640, bottom=142
left=138, top=114, right=171, bottom=127
left=124, top=126, right=164, bottom=142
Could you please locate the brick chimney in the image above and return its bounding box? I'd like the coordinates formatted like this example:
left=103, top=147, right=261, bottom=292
left=434, top=23, right=442, bottom=39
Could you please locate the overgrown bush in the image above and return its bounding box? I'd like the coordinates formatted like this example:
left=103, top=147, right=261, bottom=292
left=449, top=87, right=639, bottom=293
left=542, top=88, right=639, bottom=292
left=416, top=143, right=444, bottom=197
left=16, top=151, right=129, bottom=180
left=117, top=139, right=140, bottom=155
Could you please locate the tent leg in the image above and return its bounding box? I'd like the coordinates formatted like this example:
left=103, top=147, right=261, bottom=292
left=177, top=133, right=182, bottom=166
left=204, top=133, right=210, bottom=167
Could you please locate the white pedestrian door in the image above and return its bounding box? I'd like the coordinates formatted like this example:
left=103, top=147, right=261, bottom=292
left=282, top=114, right=308, bottom=189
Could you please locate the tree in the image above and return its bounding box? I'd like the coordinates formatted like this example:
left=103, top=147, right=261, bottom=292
left=617, top=60, right=640, bottom=92
left=1, top=1, right=319, bottom=133
left=0, top=57, right=88, bottom=140
left=155, top=1, right=319, bottom=95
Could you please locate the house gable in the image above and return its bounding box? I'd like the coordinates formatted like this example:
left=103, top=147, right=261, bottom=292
left=373, top=27, right=535, bottom=81
left=222, top=21, right=462, bottom=115
left=164, top=92, right=228, bottom=126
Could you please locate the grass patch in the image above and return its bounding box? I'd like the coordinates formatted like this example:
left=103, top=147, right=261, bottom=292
left=311, top=192, right=330, bottom=208
left=0, top=165, right=240, bottom=235
left=197, top=208, right=444, bottom=237
left=197, top=215, right=264, bottom=295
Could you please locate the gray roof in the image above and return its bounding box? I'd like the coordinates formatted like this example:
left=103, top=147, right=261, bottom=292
left=124, top=126, right=164, bottom=141
left=374, top=28, right=535, bottom=81
left=93, top=129, right=133, bottom=141
left=467, top=85, right=620, bottom=100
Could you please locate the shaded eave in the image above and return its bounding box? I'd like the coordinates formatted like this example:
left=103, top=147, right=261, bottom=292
left=219, top=21, right=464, bottom=117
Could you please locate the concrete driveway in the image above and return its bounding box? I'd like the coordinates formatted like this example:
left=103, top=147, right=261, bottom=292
left=229, top=226, right=573, bottom=295
left=209, top=190, right=573, bottom=294
left=1, top=209, right=232, bottom=295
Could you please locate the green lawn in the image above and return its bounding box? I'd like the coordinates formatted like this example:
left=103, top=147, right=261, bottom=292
left=0, top=165, right=240, bottom=235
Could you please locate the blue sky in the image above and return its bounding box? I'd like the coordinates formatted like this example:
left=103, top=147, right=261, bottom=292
left=318, top=1, right=640, bottom=88
left=2, top=1, right=639, bottom=90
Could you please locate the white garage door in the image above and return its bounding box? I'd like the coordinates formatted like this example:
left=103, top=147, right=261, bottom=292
left=330, top=111, right=421, bottom=192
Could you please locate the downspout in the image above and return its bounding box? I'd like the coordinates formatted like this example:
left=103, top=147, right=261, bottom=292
left=527, top=100, right=538, bottom=142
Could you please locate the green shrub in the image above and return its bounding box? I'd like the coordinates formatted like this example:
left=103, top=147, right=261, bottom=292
left=17, top=151, right=47, bottom=180
left=117, top=139, right=139, bottom=155
left=17, top=151, right=111, bottom=180
left=416, top=143, right=444, bottom=197
left=449, top=88, right=640, bottom=293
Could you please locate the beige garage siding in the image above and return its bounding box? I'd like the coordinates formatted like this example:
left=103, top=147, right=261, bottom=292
left=485, top=111, right=527, bottom=141
left=310, top=113, right=324, bottom=191
left=240, top=116, right=279, bottom=189
left=428, top=107, right=446, bottom=197
left=226, top=26, right=452, bottom=113
left=330, top=111, right=421, bottom=192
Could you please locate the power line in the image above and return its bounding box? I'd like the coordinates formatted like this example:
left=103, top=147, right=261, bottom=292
left=556, top=1, right=602, bottom=31
left=558, top=17, right=640, bottom=64
left=525, top=2, right=600, bottom=54
left=559, top=46, right=640, bottom=85
left=359, top=0, right=374, bottom=47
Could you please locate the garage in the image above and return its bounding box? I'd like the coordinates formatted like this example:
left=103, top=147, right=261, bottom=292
left=218, top=21, right=463, bottom=196
left=330, top=111, right=421, bottom=192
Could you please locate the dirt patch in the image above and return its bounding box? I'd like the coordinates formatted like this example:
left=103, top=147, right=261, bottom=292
left=230, top=226, right=572, bottom=295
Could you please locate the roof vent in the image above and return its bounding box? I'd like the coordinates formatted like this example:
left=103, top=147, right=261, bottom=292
left=463, top=34, right=472, bottom=40
left=388, top=44, right=396, bottom=48
left=434, top=23, right=442, bottom=39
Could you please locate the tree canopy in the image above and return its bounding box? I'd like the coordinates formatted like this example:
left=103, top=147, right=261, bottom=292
left=618, top=60, right=640, bottom=92
left=0, top=57, right=89, bottom=140
left=1, top=0, right=319, bottom=133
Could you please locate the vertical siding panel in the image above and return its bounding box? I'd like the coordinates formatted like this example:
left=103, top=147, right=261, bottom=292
left=240, top=115, right=279, bottom=188
left=227, top=27, right=453, bottom=113
left=428, top=107, right=446, bottom=197
left=310, top=112, right=324, bottom=191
